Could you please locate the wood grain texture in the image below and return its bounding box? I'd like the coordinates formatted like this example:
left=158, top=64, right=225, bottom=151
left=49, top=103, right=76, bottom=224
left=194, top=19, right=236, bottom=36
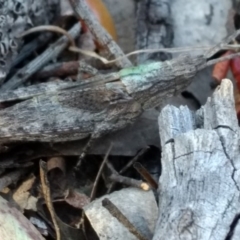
left=154, top=79, right=240, bottom=239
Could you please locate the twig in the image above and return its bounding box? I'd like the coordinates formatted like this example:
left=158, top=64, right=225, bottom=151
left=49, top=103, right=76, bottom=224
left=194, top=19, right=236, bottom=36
left=107, top=147, right=149, bottom=193
left=34, top=61, right=79, bottom=79
left=106, top=161, right=119, bottom=175
left=39, top=160, right=61, bottom=240
left=102, top=198, right=148, bottom=240
left=68, top=0, right=132, bottom=69
left=74, top=135, right=95, bottom=172
left=109, top=173, right=149, bottom=191
left=11, top=33, right=52, bottom=68
left=17, top=25, right=120, bottom=66
left=90, top=144, right=112, bottom=201
left=34, top=60, right=98, bottom=80
left=15, top=25, right=240, bottom=68
left=105, top=155, right=149, bottom=191
left=1, top=23, right=81, bottom=90
left=119, top=147, right=149, bottom=174
left=204, top=51, right=240, bottom=68
left=133, top=162, right=158, bottom=190
left=18, top=25, right=76, bottom=47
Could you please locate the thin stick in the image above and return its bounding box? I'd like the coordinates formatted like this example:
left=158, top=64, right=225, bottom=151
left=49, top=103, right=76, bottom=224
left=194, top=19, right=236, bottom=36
left=1, top=23, right=81, bottom=90
left=74, top=135, right=95, bottom=172
left=205, top=51, right=240, bottom=68
left=68, top=0, right=132, bottom=68
left=119, top=147, right=149, bottom=175
left=17, top=25, right=76, bottom=47
left=70, top=44, right=240, bottom=65
left=102, top=198, right=148, bottom=240
left=107, top=147, right=149, bottom=193
left=34, top=61, right=80, bottom=79
left=133, top=162, right=158, bottom=190
left=17, top=25, right=114, bottom=65
left=106, top=160, right=119, bottom=175
left=39, top=160, right=61, bottom=240
left=109, top=173, right=149, bottom=191
left=34, top=60, right=98, bottom=80
left=90, top=144, right=113, bottom=201
left=17, top=26, right=240, bottom=67
left=12, top=33, right=52, bottom=68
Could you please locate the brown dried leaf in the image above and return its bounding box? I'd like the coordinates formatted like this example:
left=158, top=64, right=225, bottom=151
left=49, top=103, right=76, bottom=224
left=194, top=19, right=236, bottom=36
left=13, top=175, right=37, bottom=212
left=65, top=189, right=90, bottom=209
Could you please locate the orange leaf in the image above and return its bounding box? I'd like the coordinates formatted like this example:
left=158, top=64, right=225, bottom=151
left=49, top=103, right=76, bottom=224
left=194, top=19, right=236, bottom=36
left=86, top=0, right=117, bottom=41
left=212, top=51, right=231, bottom=83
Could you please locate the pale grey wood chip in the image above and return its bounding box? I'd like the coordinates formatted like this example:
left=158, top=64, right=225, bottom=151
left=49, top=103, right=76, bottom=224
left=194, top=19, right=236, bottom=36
left=84, top=188, right=158, bottom=240
left=154, top=79, right=240, bottom=240
left=159, top=105, right=196, bottom=145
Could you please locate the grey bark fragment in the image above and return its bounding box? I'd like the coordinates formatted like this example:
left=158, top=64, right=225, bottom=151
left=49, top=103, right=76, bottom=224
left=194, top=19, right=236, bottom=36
left=135, top=0, right=173, bottom=63
left=154, top=79, right=240, bottom=240
left=0, top=0, right=59, bottom=84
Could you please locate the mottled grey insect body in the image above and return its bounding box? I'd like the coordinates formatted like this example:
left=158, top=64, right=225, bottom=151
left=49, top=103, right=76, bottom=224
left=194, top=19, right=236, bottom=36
left=0, top=85, right=142, bottom=143
left=0, top=31, right=238, bottom=144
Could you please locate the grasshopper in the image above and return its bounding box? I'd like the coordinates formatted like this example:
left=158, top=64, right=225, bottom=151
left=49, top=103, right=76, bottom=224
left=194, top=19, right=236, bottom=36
left=0, top=30, right=239, bottom=145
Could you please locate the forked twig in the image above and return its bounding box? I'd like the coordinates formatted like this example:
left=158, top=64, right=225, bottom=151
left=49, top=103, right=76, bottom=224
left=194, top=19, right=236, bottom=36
left=107, top=147, right=149, bottom=193
left=106, top=160, right=150, bottom=191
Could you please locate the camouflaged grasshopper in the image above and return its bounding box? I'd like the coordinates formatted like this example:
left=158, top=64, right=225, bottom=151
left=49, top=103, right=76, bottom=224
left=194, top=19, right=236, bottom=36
left=0, top=30, right=239, bottom=144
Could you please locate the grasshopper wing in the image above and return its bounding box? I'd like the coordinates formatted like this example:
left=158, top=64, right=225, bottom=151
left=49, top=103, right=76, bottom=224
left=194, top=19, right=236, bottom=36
left=0, top=86, right=142, bottom=143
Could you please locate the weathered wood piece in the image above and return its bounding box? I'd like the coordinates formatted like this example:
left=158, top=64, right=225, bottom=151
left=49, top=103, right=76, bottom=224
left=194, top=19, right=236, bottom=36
left=153, top=79, right=240, bottom=239
left=135, top=0, right=173, bottom=64
left=84, top=188, right=158, bottom=240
